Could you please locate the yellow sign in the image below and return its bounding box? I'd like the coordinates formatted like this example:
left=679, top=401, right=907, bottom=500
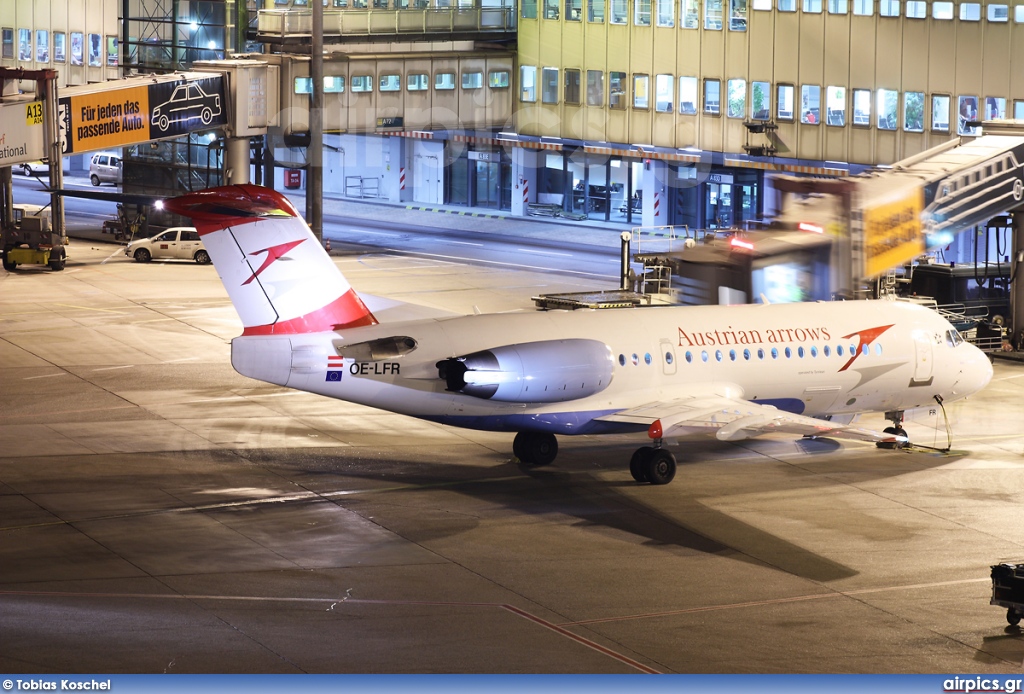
left=68, top=86, right=150, bottom=152
left=863, top=190, right=925, bottom=277
left=25, top=101, right=43, bottom=126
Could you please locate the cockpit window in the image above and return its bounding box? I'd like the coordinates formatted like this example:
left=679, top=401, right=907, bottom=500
left=945, top=329, right=963, bottom=347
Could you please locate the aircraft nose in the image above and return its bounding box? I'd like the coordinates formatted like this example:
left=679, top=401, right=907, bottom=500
left=960, top=345, right=994, bottom=395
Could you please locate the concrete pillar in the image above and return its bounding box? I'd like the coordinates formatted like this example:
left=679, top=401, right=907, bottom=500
left=225, top=137, right=250, bottom=185
left=511, top=146, right=540, bottom=217
left=642, top=159, right=669, bottom=229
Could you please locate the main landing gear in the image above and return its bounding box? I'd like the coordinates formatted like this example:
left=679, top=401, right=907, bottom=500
left=511, top=432, right=677, bottom=484
left=876, top=409, right=909, bottom=450
left=629, top=445, right=677, bottom=485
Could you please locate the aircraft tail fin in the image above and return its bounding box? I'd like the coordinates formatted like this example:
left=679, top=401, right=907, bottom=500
left=165, top=185, right=377, bottom=335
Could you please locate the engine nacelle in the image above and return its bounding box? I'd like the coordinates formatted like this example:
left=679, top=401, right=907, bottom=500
left=436, top=339, right=614, bottom=403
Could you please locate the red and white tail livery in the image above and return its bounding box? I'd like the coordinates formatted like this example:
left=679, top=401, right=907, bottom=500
left=167, top=184, right=994, bottom=486
left=167, top=185, right=376, bottom=335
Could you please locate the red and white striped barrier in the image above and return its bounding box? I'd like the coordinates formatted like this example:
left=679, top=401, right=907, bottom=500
left=399, top=167, right=406, bottom=190
left=522, top=179, right=529, bottom=205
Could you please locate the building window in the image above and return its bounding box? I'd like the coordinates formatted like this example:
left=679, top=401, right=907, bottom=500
left=435, top=73, right=456, bottom=90
left=903, top=92, right=924, bottom=131
left=18, top=28, right=30, bottom=62
left=656, top=74, right=674, bottom=112
left=957, top=95, right=979, bottom=134
left=1016, top=4, right=1024, bottom=21
left=462, top=72, right=483, bottom=89
left=877, top=89, right=897, bottom=129
left=960, top=2, right=980, bottom=19
left=544, top=0, right=559, bottom=18
left=853, top=0, right=872, bottom=14
left=730, top=0, right=747, bottom=28
left=825, top=86, right=845, bottom=126
left=727, top=79, right=745, bottom=118
left=705, top=0, right=724, bottom=27
left=879, top=0, right=898, bottom=15
left=704, top=79, right=721, bottom=114
left=380, top=74, right=401, bottom=91
left=294, top=77, right=312, bottom=94
left=70, top=32, right=83, bottom=66
left=522, top=0, right=537, bottom=18
left=988, top=3, right=1009, bottom=20
left=489, top=71, right=510, bottom=88
left=682, top=0, right=700, bottom=25
left=589, top=0, right=606, bottom=20
left=567, top=0, right=583, bottom=18
left=853, top=88, right=871, bottom=125
left=565, top=69, right=581, bottom=104
left=657, top=0, right=675, bottom=25
left=777, top=84, right=794, bottom=120
left=803, top=0, right=822, bottom=12
left=778, top=0, right=796, bottom=10
left=352, top=75, right=373, bottom=92
left=801, top=85, right=821, bottom=124
left=35, top=30, right=48, bottom=63
left=752, top=0, right=771, bottom=8
left=1015, top=100, right=1024, bottom=119
left=53, top=32, right=65, bottom=63
left=751, top=81, right=770, bottom=119
left=521, top=66, right=537, bottom=101
left=587, top=70, right=604, bottom=105
left=408, top=74, right=429, bottom=91
left=828, top=0, right=847, bottom=12
left=610, top=71, right=627, bottom=108
left=636, top=0, right=652, bottom=23
left=679, top=76, right=698, bottom=114
left=633, top=74, right=650, bottom=108
left=932, top=94, right=950, bottom=131
left=542, top=67, right=559, bottom=103
left=1, top=28, right=12, bottom=60
left=985, top=96, right=1006, bottom=120
left=905, top=0, right=925, bottom=16
left=933, top=1, right=953, bottom=17
left=611, top=0, right=628, bottom=21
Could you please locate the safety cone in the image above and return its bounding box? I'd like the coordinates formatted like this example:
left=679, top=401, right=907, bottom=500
left=325, top=238, right=332, bottom=253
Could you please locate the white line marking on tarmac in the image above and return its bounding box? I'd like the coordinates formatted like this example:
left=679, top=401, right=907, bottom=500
left=92, top=365, right=134, bottom=372
left=516, top=248, right=574, bottom=257
left=24, top=373, right=67, bottom=380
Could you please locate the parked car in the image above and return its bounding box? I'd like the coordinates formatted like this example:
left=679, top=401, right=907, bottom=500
left=16, top=159, right=69, bottom=177
left=125, top=227, right=210, bottom=264
left=89, top=152, right=122, bottom=186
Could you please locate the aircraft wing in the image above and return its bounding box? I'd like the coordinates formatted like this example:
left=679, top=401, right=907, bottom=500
left=597, top=394, right=904, bottom=445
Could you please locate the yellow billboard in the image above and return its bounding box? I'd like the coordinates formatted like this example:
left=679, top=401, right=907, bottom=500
left=67, top=86, right=150, bottom=153
left=863, top=189, right=925, bottom=277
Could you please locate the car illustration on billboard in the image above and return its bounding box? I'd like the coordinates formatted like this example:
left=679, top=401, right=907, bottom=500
left=151, top=82, right=222, bottom=132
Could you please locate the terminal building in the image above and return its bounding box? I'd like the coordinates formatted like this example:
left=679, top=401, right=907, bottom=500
left=3, top=0, right=1024, bottom=232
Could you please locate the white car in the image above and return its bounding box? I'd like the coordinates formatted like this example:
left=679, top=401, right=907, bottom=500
left=125, top=227, right=211, bottom=264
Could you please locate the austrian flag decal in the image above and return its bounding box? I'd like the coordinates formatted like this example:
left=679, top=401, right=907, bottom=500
left=326, top=356, right=344, bottom=382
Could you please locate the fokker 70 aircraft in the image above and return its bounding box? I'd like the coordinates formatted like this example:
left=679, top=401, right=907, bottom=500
left=166, top=185, right=993, bottom=485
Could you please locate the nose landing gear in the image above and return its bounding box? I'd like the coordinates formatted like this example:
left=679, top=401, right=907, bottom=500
left=876, top=410, right=909, bottom=449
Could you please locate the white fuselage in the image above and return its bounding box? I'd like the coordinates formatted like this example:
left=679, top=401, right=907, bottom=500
left=231, top=299, right=993, bottom=436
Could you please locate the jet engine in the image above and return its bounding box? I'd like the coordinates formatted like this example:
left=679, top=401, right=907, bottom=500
left=436, top=339, right=614, bottom=403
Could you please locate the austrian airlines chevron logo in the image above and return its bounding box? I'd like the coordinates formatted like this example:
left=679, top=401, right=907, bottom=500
left=242, top=239, right=306, bottom=286
left=838, top=324, right=894, bottom=372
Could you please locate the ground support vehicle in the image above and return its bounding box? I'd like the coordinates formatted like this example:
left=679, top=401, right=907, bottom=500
left=1, top=208, right=67, bottom=272
left=990, top=563, right=1024, bottom=626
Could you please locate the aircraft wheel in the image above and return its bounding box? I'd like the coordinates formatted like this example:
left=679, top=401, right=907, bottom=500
left=514, top=432, right=557, bottom=466
left=1008, top=608, right=1022, bottom=627
left=630, top=446, right=655, bottom=482
left=134, top=248, right=151, bottom=263
left=877, top=426, right=903, bottom=450
left=644, top=449, right=677, bottom=485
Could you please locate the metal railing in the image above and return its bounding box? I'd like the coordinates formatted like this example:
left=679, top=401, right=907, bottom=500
left=257, top=6, right=516, bottom=38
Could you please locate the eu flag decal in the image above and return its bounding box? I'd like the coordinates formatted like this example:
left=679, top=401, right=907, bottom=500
left=326, top=355, right=344, bottom=382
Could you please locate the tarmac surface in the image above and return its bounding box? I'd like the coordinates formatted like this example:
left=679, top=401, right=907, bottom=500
left=2, top=228, right=1024, bottom=673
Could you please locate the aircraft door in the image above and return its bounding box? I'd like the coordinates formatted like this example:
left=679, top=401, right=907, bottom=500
left=660, top=339, right=677, bottom=375
left=912, top=332, right=934, bottom=386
